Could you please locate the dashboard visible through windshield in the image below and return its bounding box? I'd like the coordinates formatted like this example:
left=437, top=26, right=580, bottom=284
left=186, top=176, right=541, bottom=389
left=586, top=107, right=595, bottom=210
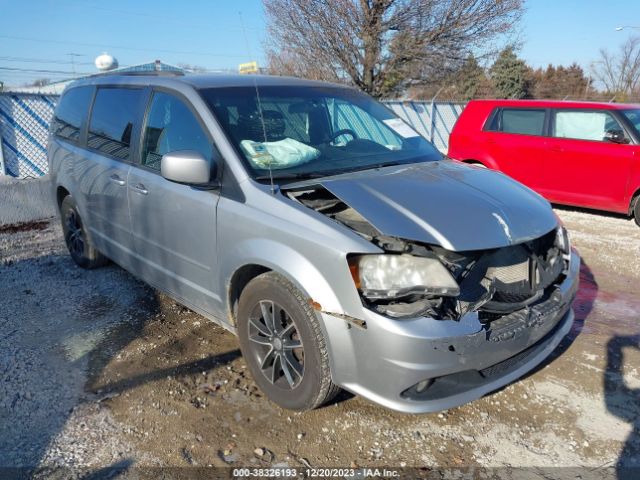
left=199, top=85, right=442, bottom=180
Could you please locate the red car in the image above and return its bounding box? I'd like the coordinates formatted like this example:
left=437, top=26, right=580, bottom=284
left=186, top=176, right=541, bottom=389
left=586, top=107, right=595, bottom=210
left=448, top=99, right=640, bottom=225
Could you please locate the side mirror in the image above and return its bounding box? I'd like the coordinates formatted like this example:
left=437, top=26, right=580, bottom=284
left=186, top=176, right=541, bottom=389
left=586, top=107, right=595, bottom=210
left=160, top=150, right=213, bottom=185
left=604, top=129, right=629, bottom=144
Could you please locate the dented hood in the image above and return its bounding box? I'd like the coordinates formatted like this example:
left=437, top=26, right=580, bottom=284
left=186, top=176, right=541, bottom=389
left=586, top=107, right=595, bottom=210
left=289, top=161, right=558, bottom=251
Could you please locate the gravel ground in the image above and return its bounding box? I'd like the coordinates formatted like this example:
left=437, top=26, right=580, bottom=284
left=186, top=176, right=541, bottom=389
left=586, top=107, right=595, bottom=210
left=0, top=219, right=160, bottom=477
left=0, top=208, right=639, bottom=479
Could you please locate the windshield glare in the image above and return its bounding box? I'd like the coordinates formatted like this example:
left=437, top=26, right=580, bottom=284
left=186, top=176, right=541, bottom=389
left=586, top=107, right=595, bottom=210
left=199, top=86, right=442, bottom=180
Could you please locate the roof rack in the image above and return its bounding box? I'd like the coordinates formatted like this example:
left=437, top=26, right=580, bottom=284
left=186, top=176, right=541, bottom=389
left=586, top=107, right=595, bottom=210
left=90, top=70, right=185, bottom=78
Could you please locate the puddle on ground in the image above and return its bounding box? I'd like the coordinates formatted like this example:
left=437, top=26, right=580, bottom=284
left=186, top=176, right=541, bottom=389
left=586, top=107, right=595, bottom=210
left=60, top=328, right=112, bottom=362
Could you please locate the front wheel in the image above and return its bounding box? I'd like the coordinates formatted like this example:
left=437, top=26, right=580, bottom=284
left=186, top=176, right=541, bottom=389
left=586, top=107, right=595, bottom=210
left=60, top=195, right=109, bottom=269
left=237, top=272, right=340, bottom=411
left=634, top=196, right=640, bottom=227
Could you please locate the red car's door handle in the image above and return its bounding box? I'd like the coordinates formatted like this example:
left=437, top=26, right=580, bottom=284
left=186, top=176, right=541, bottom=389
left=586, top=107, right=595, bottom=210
left=548, top=144, right=563, bottom=152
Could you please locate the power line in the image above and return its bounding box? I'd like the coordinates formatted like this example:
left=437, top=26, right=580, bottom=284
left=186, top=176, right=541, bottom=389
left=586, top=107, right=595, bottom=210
left=0, top=34, right=248, bottom=58
left=0, top=55, right=94, bottom=66
left=0, top=70, right=74, bottom=76
left=0, top=66, right=91, bottom=75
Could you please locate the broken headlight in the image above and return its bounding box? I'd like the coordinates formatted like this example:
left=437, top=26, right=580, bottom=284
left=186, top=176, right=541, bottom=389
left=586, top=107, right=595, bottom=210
left=556, top=225, right=570, bottom=255
left=348, top=254, right=460, bottom=300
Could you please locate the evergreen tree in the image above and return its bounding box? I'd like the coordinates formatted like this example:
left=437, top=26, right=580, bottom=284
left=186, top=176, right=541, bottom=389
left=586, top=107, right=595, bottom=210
left=455, top=55, right=485, bottom=100
left=529, top=63, right=589, bottom=99
left=490, top=47, right=530, bottom=99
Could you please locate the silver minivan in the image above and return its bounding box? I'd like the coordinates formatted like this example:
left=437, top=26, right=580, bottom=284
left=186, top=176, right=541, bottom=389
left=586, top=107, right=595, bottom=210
left=48, top=73, right=580, bottom=413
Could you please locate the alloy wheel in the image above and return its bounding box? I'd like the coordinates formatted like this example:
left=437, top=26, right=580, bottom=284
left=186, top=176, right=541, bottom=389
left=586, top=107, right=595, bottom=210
left=247, top=300, right=304, bottom=389
left=65, top=209, right=85, bottom=258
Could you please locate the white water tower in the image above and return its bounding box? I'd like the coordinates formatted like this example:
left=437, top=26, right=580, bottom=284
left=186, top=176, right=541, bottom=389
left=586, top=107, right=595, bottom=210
left=95, top=53, right=118, bottom=72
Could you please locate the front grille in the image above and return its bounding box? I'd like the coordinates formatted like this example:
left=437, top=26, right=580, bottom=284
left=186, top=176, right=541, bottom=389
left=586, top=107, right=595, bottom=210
left=480, top=345, right=538, bottom=378
left=479, top=311, right=502, bottom=322
left=400, top=301, right=572, bottom=401
left=479, top=229, right=564, bottom=315
left=434, top=228, right=565, bottom=320
left=488, top=256, right=530, bottom=284
left=492, top=290, right=535, bottom=303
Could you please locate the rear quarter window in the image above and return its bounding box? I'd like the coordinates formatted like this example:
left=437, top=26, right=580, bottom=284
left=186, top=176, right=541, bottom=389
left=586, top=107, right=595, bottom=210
left=487, top=108, right=546, bottom=136
left=52, top=86, right=93, bottom=142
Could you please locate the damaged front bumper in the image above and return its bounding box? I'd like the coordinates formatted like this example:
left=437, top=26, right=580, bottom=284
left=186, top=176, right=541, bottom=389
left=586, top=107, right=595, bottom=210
left=322, top=250, right=580, bottom=414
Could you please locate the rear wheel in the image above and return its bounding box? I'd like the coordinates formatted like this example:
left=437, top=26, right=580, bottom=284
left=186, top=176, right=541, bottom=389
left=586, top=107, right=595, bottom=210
left=237, top=272, right=340, bottom=411
left=633, top=196, right=640, bottom=227
left=60, top=196, right=109, bottom=269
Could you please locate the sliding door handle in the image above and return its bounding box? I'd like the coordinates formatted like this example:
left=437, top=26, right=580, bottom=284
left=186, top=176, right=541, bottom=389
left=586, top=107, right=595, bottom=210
left=109, top=174, right=125, bottom=186
left=130, top=183, right=148, bottom=195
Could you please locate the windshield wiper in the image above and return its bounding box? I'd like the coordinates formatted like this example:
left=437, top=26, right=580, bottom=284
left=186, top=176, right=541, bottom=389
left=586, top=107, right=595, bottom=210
left=320, top=161, right=408, bottom=176
left=254, top=172, right=329, bottom=181
left=359, top=161, right=409, bottom=171
left=254, top=161, right=413, bottom=181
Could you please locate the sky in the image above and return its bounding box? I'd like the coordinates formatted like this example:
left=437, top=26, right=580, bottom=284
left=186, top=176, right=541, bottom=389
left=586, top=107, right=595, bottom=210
left=520, top=0, right=640, bottom=69
left=1, top=0, right=640, bottom=87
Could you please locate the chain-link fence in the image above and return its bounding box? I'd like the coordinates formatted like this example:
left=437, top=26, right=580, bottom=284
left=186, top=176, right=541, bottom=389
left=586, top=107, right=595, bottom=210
left=385, top=100, right=466, bottom=152
left=0, top=93, right=58, bottom=178
left=0, top=92, right=466, bottom=179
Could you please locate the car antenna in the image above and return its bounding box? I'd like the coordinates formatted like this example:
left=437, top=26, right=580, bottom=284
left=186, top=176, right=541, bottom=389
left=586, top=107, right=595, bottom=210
left=239, top=11, right=276, bottom=194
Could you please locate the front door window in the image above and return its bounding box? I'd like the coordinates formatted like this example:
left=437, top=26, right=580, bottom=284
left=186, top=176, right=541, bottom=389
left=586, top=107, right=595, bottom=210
left=141, top=92, right=213, bottom=171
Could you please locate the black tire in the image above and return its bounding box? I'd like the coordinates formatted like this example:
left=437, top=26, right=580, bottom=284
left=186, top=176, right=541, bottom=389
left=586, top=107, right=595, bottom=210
left=60, top=195, right=109, bottom=269
left=634, top=196, right=640, bottom=228
left=237, top=272, right=340, bottom=411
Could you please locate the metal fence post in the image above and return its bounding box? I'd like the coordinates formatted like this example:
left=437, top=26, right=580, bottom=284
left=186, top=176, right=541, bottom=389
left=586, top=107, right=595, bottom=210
left=429, top=102, right=436, bottom=144
left=0, top=130, right=6, bottom=176
left=429, top=86, right=445, bottom=144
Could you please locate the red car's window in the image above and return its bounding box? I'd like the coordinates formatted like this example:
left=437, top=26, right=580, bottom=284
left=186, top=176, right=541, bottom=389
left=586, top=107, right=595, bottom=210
left=552, top=110, right=624, bottom=142
left=487, top=108, right=546, bottom=136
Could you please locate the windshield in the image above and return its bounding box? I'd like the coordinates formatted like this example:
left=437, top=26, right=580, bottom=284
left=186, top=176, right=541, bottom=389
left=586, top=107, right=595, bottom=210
left=620, top=108, right=640, bottom=135
left=199, top=85, right=442, bottom=180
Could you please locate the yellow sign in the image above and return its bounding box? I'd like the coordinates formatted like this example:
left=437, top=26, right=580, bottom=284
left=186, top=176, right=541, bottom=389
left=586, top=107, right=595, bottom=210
left=239, top=61, right=259, bottom=74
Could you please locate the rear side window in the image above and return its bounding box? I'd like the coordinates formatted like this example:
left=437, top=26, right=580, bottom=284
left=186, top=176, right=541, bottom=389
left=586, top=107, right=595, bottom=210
left=88, top=88, right=144, bottom=161
left=52, top=86, right=93, bottom=141
left=488, top=108, right=546, bottom=136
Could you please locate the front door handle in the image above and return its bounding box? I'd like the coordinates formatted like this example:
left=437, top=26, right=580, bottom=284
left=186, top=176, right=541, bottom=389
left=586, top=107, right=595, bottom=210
left=109, top=174, right=126, bottom=186
left=131, top=183, right=148, bottom=195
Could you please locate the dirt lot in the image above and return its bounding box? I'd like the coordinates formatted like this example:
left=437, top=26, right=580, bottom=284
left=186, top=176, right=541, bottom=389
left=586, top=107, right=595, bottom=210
left=1, top=207, right=639, bottom=478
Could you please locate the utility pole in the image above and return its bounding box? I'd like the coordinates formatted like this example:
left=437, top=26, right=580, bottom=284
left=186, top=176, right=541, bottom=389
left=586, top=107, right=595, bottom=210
left=67, top=53, right=83, bottom=76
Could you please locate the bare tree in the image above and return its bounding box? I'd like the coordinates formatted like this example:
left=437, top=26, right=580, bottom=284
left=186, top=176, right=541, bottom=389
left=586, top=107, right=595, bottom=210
left=593, top=37, right=640, bottom=96
left=29, top=78, right=51, bottom=87
left=177, top=63, right=209, bottom=73
left=266, top=49, right=343, bottom=82
left=264, top=0, right=524, bottom=97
